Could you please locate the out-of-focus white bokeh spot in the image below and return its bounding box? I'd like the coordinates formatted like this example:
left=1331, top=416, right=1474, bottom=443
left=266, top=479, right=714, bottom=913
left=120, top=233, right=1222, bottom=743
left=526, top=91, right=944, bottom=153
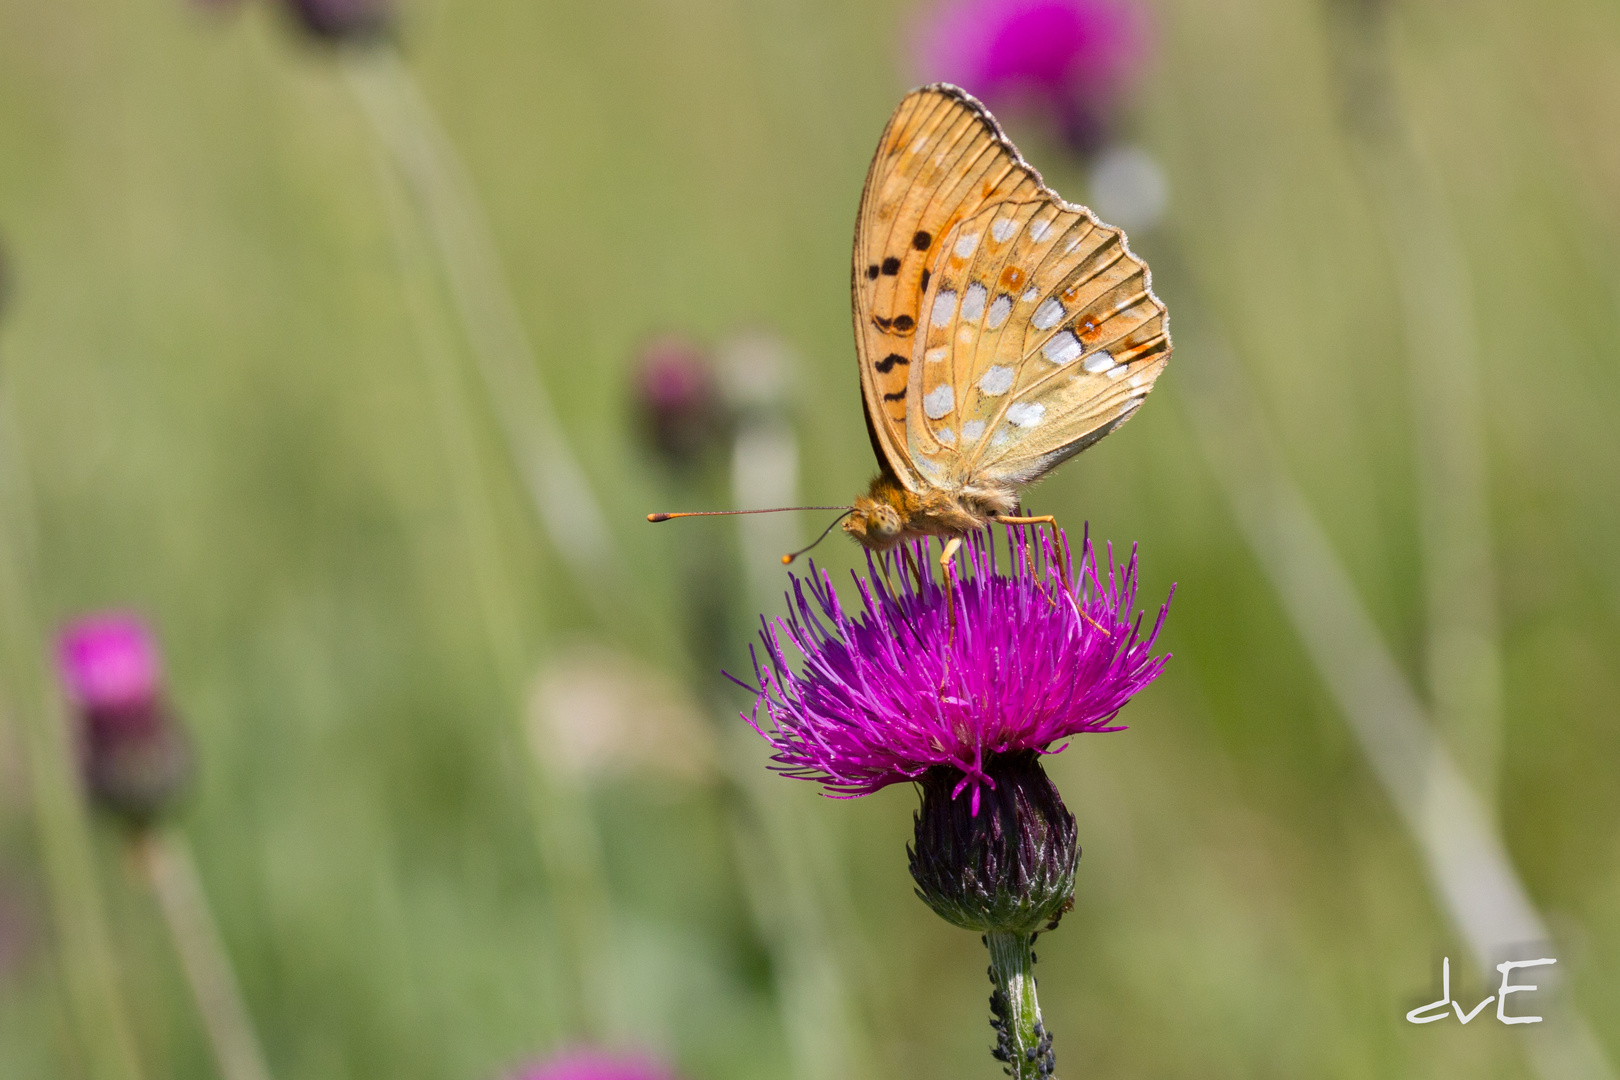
left=530, top=643, right=716, bottom=783
left=1088, top=145, right=1169, bottom=233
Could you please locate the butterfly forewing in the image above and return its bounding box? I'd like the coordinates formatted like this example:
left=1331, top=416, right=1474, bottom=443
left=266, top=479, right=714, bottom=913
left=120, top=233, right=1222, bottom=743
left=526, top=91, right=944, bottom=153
left=853, top=85, right=1046, bottom=490
left=853, top=83, right=1169, bottom=503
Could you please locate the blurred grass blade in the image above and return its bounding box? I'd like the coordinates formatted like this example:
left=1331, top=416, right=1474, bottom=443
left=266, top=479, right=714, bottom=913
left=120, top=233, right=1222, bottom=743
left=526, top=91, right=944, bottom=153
left=134, top=830, right=273, bottom=1080
left=1178, top=313, right=1616, bottom=1080
left=0, top=393, right=145, bottom=1080
left=1329, top=0, right=1507, bottom=811
left=340, top=47, right=622, bottom=618
left=365, top=137, right=622, bottom=1043
left=723, top=336, right=872, bottom=1080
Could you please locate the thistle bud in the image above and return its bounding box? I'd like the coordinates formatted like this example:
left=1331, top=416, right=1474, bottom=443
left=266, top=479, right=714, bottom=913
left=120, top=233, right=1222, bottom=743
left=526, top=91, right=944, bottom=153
left=909, top=750, right=1078, bottom=934
left=57, top=614, right=192, bottom=827
left=280, top=0, right=394, bottom=42
left=633, top=335, right=724, bottom=467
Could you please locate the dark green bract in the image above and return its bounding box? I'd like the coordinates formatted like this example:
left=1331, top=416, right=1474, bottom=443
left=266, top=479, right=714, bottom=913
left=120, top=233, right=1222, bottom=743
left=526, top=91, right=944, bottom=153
left=908, top=750, right=1079, bottom=935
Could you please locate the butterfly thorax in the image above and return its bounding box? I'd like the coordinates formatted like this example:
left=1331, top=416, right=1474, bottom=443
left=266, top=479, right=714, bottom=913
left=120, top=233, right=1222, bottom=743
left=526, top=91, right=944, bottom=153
left=842, top=473, right=1018, bottom=552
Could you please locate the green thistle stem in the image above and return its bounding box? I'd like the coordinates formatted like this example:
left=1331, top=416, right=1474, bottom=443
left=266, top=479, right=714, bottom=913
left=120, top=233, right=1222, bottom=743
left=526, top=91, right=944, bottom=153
left=135, top=831, right=273, bottom=1080
left=986, top=931, right=1055, bottom=1080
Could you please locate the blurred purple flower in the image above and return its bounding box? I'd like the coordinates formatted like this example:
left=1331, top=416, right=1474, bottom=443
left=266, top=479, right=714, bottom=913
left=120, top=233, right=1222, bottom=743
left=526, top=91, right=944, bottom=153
left=737, top=525, right=1171, bottom=808
left=633, top=335, right=724, bottom=466
left=916, top=0, right=1148, bottom=154
left=57, top=613, right=191, bottom=825
left=511, top=1048, right=677, bottom=1080
left=59, top=614, right=163, bottom=711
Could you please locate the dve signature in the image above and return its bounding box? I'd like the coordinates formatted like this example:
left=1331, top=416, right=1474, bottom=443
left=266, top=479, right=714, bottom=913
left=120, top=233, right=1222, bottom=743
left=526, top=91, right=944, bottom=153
left=1407, top=957, right=1556, bottom=1025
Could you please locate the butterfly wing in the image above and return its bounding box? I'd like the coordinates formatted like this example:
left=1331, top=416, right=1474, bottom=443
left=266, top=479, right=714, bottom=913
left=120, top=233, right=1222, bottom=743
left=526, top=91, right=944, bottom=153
left=852, top=85, right=1048, bottom=491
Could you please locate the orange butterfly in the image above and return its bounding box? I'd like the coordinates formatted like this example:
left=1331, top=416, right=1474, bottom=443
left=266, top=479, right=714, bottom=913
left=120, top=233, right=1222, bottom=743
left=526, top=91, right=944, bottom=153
left=843, top=83, right=1170, bottom=567
left=650, top=85, right=1169, bottom=569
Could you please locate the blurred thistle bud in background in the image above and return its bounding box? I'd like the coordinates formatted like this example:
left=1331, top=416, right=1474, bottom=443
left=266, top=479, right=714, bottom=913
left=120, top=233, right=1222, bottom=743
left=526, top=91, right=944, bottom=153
left=509, top=1047, right=678, bottom=1080
left=57, top=614, right=192, bottom=827
left=279, top=0, right=394, bottom=42
left=916, top=0, right=1148, bottom=159
left=910, top=749, right=1078, bottom=934
left=632, top=334, right=726, bottom=468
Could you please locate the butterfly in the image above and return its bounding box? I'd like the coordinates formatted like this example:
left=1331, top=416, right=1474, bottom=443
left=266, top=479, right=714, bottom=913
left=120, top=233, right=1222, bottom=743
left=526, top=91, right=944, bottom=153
left=648, top=84, right=1169, bottom=569
left=842, top=84, right=1170, bottom=567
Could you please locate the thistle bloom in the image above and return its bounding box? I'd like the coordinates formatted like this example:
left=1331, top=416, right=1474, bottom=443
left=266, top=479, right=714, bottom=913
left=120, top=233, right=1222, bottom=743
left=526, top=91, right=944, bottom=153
left=57, top=613, right=191, bottom=825
left=738, top=525, right=1169, bottom=1079
left=511, top=1048, right=677, bottom=1080
left=740, top=525, right=1170, bottom=807
left=916, top=0, right=1147, bottom=155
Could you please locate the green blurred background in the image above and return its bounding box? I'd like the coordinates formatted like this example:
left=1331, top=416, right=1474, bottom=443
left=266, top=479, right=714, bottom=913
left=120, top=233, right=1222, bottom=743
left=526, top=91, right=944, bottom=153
left=1, top=0, right=1617, bottom=1077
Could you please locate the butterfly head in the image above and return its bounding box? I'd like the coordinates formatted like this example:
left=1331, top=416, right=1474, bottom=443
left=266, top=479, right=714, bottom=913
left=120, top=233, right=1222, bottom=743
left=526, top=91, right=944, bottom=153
left=844, top=475, right=916, bottom=550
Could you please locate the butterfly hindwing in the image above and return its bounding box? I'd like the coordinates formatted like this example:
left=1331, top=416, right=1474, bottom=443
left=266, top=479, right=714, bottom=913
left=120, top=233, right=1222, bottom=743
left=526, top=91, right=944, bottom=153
left=852, top=85, right=1045, bottom=490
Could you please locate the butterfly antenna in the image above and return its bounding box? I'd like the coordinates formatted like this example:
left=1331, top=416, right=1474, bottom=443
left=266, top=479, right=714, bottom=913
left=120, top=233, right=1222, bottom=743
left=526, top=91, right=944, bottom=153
left=781, top=510, right=855, bottom=565
left=647, top=506, right=847, bottom=523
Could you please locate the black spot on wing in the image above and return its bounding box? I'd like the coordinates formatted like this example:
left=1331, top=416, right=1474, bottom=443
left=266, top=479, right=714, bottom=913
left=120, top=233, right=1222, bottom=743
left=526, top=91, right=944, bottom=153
left=882, top=388, right=907, bottom=401
left=920, top=269, right=931, bottom=293
left=892, top=315, right=915, bottom=332
left=913, top=230, right=932, bottom=250
left=874, top=353, right=909, bottom=373
left=881, top=256, right=901, bottom=276
left=866, top=264, right=880, bottom=280
left=872, top=315, right=892, bottom=331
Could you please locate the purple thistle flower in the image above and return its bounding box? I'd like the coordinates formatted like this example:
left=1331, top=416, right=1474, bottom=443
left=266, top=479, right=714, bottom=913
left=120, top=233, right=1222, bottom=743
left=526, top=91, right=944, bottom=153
left=58, top=614, right=164, bottom=711
left=916, top=0, right=1148, bottom=155
left=510, top=1048, right=677, bottom=1080
left=57, top=613, right=191, bottom=826
left=737, top=525, right=1171, bottom=809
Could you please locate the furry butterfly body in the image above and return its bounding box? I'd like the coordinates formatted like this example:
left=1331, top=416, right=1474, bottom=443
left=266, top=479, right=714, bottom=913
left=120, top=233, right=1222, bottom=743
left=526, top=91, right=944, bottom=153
left=844, top=84, right=1170, bottom=551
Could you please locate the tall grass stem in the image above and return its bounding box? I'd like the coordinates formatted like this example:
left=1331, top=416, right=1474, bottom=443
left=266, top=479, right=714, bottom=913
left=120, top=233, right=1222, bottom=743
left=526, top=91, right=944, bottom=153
left=0, top=392, right=145, bottom=1080
left=363, top=127, right=622, bottom=1042
left=1177, top=307, right=1616, bottom=1080
left=723, top=340, right=873, bottom=1080
left=340, top=47, right=629, bottom=632
left=1329, top=0, right=1507, bottom=813
left=133, top=830, right=273, bottom=1080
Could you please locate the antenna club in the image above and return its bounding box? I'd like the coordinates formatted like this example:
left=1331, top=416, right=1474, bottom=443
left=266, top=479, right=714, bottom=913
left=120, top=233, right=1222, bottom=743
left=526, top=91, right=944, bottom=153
left=647, top=513, right=672, bottom=523
left=781, top=554, right=795, bottom=565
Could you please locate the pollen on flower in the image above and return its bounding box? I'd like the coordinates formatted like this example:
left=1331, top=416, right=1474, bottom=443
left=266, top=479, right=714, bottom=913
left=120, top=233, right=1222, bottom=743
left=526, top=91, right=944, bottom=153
left=731, top=524, right=1171, bottom=802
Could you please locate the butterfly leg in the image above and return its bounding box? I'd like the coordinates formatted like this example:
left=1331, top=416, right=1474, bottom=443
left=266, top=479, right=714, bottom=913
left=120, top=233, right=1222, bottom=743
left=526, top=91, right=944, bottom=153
left=901, top=544, right=926, bottom=596
left=938, top=535, right=963, bottom=642
left=993, top=514, right=1106, bottom=632
left=876, top=555, right=896, bottom=598
left=992, top=514, right=1067, bottom=585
